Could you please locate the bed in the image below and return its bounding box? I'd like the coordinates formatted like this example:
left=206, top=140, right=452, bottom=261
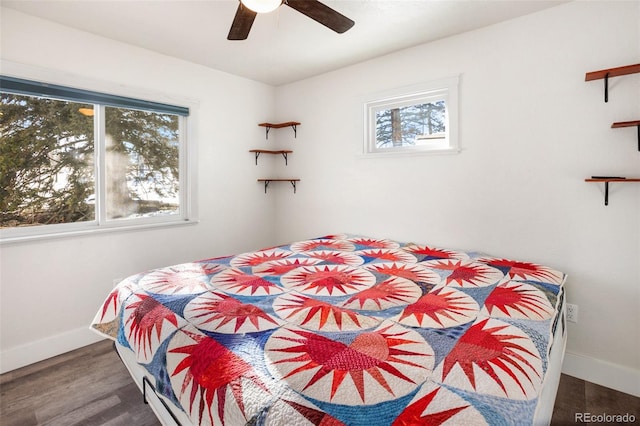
left=91, top=233, right=567, bottom=426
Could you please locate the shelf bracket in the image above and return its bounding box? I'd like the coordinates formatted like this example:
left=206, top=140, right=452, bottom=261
left=262, top=124, right=297, bottom=139
left=611, top=121, right=640, bottom=151
left=260, top=179, right=298, bottom=193
left=604, top=72, right=609, bottom=103
left=252, top=150, right=290, bottom=165
left=585, top=176, right=640, bottom=206
left=259, top=122, right=300, bottom=139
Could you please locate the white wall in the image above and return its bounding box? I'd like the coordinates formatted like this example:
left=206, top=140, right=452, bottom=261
left=274, top=1, right=640, bottom=396
left=0, top=8, right=279, bottom=372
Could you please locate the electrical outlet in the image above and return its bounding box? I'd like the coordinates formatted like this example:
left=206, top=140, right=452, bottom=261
left=566, top=303, right=578, bottom=323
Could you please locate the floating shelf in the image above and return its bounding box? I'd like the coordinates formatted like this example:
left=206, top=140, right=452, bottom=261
left=258, top=122, right=301, bottom=139
left=584, top=177, right=640, bottom=206
left=249, top=149, right=293, bottom=165
left=585, top=63, right=640, bottom=102
left=257, top=179, right=300, bottom=194
left=612, top=120, right=640, bottom=128
left=612, top=120, right=640, bottom=150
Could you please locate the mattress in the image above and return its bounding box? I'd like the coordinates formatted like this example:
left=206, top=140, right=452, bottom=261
left=92, top=234, right=567, bottom=425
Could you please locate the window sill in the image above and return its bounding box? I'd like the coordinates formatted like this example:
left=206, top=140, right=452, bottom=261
left=0, top=218, right=199, bottom=245
left=358, top=147, right=461, bottom=159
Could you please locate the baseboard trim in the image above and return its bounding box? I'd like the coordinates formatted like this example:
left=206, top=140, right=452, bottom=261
left=562, top=351, right=640, bottom=397
left=0, top=327, right=103, bottom=374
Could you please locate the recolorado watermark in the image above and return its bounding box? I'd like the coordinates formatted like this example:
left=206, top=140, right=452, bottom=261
left=575, top=412, right=636, bottom=423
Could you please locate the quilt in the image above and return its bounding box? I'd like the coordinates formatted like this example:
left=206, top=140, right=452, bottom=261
left=91, top=234, right=566, bottom=426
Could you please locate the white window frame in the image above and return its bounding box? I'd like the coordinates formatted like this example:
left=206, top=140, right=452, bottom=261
left=0, top=65, right=198, bottom=244
left=363, top=76, right=460, bottom=157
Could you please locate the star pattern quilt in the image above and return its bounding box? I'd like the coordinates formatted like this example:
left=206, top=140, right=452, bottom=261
left=91, top=234, right=566, bottom=426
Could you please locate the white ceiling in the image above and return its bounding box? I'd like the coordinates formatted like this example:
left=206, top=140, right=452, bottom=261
left=2, top=0, right=567, bottom=86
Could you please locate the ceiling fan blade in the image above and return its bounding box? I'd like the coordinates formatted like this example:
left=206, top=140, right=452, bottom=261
left=285, top=0, right=354, bottom=34
left=228, top=3, right=257, bottom=40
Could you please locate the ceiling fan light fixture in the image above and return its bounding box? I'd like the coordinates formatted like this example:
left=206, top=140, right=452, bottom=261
left=240, top=0, right=282, bottom=14
left=228, top=0, right=354, bottom=40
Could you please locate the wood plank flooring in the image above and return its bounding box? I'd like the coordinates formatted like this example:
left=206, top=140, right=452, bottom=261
left=0, top=340, right=159, bottom=426
left=551, top=372, right=640, bottom=425
left=1, top=339, right=639, bottom=425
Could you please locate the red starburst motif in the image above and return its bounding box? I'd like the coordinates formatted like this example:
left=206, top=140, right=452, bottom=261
left=342, top=277, right=422, bottom=311
left=211, top=268, right=284, bottom=296
left=348, top=237, right=400, bottom=249
left=253, top=258, right=321, bottom=276
left=404, top=245, right=461, bottom=260
left=281, top=399, right=346, bottom=426
left=99, top=287, right=121, bottom=322
left=438, top=318, right=542, bottom=399
left=480, top=258, right=564, bottom=284
left=394, top=286, right=478, bottom=328
left=197, top=262, right=227, bottom=276
left=92, top=277, right=138, bottom=335
left=393, top=386, right=471, bottom=426
left=273, top=292, right=380, bottom=331
left=290, top=239, right=355, bottom=253
left=139, top=265, right=210, bottom=295
left=357, top=249, right=417, bottom=264
left=231, top=250, right=292, bottom=267
left=305, top=250, right=364, bottom=266
left=124, top=293, right=179, bottom=361
left=265, top=323, right=433, bottom=405
left=366, top=262, right=440, bottom=284
left=427, top=259, right=504, bottom=288
left=168, top=329, right=271, bottom=425
left=184, top=292, right=280, bottom=333
left=483, top=281, right=554, bottom=320
left=281, top=265, right=375, bottom=296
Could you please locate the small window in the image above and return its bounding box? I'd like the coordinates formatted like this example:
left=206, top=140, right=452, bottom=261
left=364, top=76, right=459, bottom=155
left=0, top=76, right=194, bottom=242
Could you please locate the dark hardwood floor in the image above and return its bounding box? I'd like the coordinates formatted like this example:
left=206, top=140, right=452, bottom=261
left=1, top=339, right=639, bottom=425
left=0, top=340, right=159, bottom=426
left=551, top=373, right=640, bottom=425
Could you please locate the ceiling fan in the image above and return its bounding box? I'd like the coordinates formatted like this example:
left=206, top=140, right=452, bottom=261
left=228, top=0, right=355, bottom=40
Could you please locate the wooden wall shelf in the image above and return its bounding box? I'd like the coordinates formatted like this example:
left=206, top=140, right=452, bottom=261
left=612, top=120, right=640, bottom=150
left=583, top=63, right=639, bottom=205
left=584, top=177, right=640, bottom=205
left=585, top=63, right=640, bottom=102
left=252, top=121, right=300, bottom=193
left=612, top=120, right=640, bottom=128
left=257, top=179, right=300, bottom=193
left=258, top=122, right=301, bottom=139
left=585, top=64, right=640, bottom=81
left=249, top=149, right=293, bottom=165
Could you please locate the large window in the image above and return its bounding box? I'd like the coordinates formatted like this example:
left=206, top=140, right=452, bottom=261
left=0, top=76, right=193, bottom=242
left=364, top=76, right=459, bottom=156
